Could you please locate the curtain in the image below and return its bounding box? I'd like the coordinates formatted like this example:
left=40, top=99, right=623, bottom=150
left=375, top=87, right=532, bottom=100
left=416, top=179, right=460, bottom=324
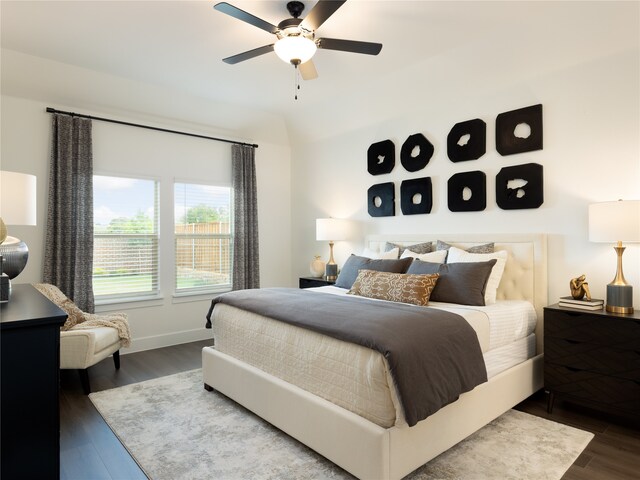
left=232, top=144, right=260, bottom=290
left=43, top=114, right=95, bottom=312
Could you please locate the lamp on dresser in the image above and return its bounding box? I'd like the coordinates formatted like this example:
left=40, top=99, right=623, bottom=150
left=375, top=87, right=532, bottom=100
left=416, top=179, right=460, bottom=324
left=588, top=199, right=640, bottom=313
left=316, top=218, right=350, bottom=282
left=0, top=171, right=37, bottom=302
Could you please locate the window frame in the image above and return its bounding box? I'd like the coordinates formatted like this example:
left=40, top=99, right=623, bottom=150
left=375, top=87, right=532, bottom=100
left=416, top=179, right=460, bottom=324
left=92, top=173, right=161, bottom=305
left=173, top=180, right=233, bottom=297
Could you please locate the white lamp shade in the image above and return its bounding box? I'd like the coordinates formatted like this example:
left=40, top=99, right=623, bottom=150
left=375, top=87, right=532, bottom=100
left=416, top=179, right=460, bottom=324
left=589, top=200, right=640, bottom=243
left=0, top=171, right=37, bottom=226
left=316, top=218, right=350, bottom=242
left=274, top=36, right=317, bottom=64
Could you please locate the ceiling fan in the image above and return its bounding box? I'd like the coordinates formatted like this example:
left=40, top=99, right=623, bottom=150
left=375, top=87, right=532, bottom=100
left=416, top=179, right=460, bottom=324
left=214, top=0, right=383, bottom=80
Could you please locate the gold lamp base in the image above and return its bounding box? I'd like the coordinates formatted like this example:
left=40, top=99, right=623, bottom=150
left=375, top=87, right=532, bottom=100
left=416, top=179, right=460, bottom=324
left=605, top=243, right=634, bottom=314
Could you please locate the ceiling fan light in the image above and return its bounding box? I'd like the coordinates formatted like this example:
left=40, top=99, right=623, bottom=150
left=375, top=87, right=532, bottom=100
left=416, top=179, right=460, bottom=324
left=274, top=36, right=317, bottom=65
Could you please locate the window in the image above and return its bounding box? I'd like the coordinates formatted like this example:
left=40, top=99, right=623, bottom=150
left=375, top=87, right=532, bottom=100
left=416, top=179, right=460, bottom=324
left=174, top=182, right=232, bottom=294
left=93, top=175, right=159, bottom=301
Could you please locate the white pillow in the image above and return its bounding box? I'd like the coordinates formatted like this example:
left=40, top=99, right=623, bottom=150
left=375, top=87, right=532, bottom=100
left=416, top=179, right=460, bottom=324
left=446, top=246, right=508, bottom=305
left=362, top=247, right=399, bottom=259
left=400, top=249, right=447, bottom=264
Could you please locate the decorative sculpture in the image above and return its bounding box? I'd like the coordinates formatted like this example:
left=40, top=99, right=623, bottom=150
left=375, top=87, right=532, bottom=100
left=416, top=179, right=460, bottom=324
left=447, top=171, right=487, bottom=212
left=495, top=163, right=544, bottom=210
left=447, top=119, right=486, bottom=162
left=368, top=182, right=395, bottom=217
left=367, top=139, right=395, bottom=175
left=496, top=104, right=543, bottom=156
left=570, top=274, right=592, bottom=301
left=400, top=133, right=434, bottom=172
left=400, top=177, right=432, bottom=215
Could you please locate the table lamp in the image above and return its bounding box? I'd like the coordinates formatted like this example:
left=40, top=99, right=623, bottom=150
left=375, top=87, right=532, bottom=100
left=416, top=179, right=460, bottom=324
left=316, top=218, right=349, bottom=281
left=588, top=199, right=640, bottom=313
left=0, top=171, right=37, bottom=302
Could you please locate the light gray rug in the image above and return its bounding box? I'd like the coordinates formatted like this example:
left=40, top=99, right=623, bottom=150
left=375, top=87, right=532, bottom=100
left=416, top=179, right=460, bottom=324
left=90, top=369, right=593, bottom=480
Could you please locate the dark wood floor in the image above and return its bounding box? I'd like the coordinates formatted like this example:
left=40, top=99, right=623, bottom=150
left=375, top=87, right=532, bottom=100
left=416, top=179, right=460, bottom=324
left=60, top=341, right=640, bottom=480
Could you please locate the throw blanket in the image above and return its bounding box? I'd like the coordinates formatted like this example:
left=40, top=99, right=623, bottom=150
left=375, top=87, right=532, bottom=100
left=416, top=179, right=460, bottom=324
left=34, top=283, right=131, bottom=347
left=206, top=288, right=487, bottom=427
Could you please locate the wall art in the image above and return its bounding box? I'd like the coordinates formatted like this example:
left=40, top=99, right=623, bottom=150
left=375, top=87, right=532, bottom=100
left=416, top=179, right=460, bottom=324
left=400, top=177, right=433, bottom=215
left=400, top=133, right=434, bottom=172
left=367, top=139, right=395, bottom=175
left=368, top=182, right=395, bottom=217
left=496, top=104, right=543, bottom=156
left=447, top=119, right=486, bottom=162
left=447, top=171, right=486, bottom=212
left=495, top=163, right=544, bottom=210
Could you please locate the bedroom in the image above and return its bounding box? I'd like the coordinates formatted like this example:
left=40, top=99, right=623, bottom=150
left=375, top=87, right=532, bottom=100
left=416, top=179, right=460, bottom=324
left=0, top=1, right=638, bottom=479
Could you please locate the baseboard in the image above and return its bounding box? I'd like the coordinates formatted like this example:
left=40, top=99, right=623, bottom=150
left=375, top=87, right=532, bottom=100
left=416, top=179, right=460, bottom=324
left=122, top=328, right=213, bottom=354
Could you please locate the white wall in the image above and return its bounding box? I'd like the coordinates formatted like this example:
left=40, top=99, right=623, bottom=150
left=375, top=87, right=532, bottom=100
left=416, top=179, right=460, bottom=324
left=289, top=3, right=640, bottom=308
left=1, top=54, right=293, bottom=353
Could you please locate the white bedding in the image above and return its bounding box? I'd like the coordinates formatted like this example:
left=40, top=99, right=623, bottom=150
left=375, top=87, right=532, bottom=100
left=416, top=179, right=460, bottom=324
left=211, top=288, right=537, bottom=428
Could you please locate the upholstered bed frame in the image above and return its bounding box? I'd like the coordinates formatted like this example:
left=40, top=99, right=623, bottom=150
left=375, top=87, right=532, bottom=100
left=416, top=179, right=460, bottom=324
left=202, top=233, right=547, bottom=480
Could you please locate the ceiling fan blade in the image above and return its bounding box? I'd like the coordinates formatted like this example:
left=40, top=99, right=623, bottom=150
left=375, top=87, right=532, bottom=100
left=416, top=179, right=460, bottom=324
left=299, top=60, right=319, bottom=80
left=214, top=2, right=278, bottom=35
left=222, top=44, right=275, bottom=64
left=317, top=37, right=383, bottom=55
left=300, top=0, right=347, bottom=32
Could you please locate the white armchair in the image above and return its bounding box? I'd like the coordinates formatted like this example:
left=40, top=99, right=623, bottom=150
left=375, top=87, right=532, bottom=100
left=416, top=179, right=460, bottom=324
left=60, top=326, right=123, bottom=394
left=34, top=283, right=131, bottom=395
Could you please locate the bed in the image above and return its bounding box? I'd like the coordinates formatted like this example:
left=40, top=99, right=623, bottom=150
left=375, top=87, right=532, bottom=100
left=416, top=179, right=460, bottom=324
left=202, top=233, right=547, bottom=479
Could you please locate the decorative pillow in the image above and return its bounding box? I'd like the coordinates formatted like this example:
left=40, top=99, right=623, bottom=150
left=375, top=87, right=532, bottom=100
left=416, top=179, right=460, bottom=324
left=384, top=241, right=433, bottom=258
left=445, top=247, right=508, bottom=305
left=436, top=240, right=495, bottom=254
left=348, top=270, right=439, bottom=307
left=362, top=247, right=399, bottom=260
left=407, top=259, right=497, bottom=306
left=400, top=249, right=447, bottom=263
left=335, top=255, right=413, bottom=289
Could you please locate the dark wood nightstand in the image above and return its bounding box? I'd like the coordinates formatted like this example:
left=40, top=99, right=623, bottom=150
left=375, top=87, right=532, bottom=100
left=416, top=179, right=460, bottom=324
left=544, top=304, right=640, bottom=420
left=299, top=277, right=336, bottom=289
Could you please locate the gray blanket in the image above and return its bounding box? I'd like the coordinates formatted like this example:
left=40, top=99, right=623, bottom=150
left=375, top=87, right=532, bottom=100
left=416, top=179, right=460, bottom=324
left=206, top=288, right=487, bottom=427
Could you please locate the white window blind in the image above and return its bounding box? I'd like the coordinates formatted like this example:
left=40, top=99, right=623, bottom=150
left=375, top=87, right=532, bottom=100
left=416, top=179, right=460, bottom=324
left=93, top=175, right=160, bottom=301
left=174, top=182, right=232, bottom=294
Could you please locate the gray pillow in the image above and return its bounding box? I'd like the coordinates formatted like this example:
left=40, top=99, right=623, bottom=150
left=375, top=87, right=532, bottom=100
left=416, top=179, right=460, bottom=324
left=407, top=259, right=497, bottom=306
left=384, top=241, right=433, bottom=258
left=436, top=240, right=494, bottom=254
left=335, top=255, right=413, bottom=289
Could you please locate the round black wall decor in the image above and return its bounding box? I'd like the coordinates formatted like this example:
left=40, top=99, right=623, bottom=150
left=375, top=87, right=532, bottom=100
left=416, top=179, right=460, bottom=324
left=400, top=177, right=433, bottom=215
left=368, top=182, right=395, bottom=217
left=447, top=171, right=486, bottom=212
left=495, top=163, right=544, bottom=210
left=400, top=133, right=434, bottom=172
left=496, top=104, right=543, bottom=156
left=447, top=119, right=486, bottom=162
left=367, top=139, right=395, bottom=175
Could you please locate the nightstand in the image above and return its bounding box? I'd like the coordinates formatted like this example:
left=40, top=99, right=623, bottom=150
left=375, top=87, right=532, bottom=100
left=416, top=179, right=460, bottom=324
left=544, top=304, right=640, bottom=420
left=299, top=277, right=336, bottom=289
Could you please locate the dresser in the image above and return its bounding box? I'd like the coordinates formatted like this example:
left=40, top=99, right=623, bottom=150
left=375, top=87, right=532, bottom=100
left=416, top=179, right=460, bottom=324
left=1, top=284, right=68, bottom=480
left=544, top=304, right=640, bottom=420
left=299, top=276, right=336, bottom=288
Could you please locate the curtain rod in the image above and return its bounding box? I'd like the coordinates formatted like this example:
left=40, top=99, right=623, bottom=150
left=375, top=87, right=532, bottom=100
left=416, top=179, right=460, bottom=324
left=45, top=107, right=258, bottom=149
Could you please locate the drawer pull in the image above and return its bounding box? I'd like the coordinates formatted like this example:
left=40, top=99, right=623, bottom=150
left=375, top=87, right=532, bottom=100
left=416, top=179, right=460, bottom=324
left=565, top=366, right=582, bottom=373
left=565, top=339, right=581, bottom=345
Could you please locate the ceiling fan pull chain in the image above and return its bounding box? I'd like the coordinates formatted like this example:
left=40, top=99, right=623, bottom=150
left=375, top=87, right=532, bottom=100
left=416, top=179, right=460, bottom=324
left=294, top=64, right=300, bottom=100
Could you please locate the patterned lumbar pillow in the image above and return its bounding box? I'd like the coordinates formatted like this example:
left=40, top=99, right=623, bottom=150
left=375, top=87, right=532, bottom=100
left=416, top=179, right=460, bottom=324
left=348, top=270, right=439, bottom=306
left=384, top=241, right=433, bottom=258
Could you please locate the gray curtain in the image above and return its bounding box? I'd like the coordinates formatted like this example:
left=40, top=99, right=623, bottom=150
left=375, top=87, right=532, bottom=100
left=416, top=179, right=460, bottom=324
left=232, top=144, right=260, bottom=290
left=43, top=114, right=95, bottom=312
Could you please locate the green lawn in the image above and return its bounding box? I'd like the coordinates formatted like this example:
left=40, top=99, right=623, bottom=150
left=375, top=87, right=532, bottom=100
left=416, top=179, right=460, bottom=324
left=93, top=274, right=228, bottom=296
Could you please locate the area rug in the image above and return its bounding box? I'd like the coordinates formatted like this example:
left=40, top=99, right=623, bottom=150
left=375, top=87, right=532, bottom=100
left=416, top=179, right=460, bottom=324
left=89, top=369, right=593, bottom=480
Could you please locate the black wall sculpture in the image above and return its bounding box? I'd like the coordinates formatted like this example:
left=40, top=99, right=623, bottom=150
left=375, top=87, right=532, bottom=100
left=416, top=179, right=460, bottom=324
left=447, top=171, right=487, bottom=212
left=496, top=104, right=543, bottom=156
left=368, top=182, right=395, bottom=217
left=496, top=163, right=544, bottom=210
left=447, top=119, right=486, bottom=162
left=367, top=139, right=395, bottom=175
left=400, top=177, right=433, bottom=215
left=400, top=133, right=434, bottom=172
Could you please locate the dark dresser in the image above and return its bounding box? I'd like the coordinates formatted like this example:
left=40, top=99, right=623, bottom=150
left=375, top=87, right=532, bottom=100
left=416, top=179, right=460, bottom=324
left=299, top=276, right=336, bottom=288
left=544, top=304, right=640, bottom=420
left=1, top=284, right=68, bottom=480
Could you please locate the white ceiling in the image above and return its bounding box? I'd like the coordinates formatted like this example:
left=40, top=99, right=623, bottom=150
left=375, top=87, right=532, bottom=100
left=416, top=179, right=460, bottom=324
left=1, top=1, right=637, bottom=121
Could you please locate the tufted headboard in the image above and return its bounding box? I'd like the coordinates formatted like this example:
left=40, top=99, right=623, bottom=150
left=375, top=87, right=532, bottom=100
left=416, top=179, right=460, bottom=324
left=366, top=233, right=548, bottom=354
